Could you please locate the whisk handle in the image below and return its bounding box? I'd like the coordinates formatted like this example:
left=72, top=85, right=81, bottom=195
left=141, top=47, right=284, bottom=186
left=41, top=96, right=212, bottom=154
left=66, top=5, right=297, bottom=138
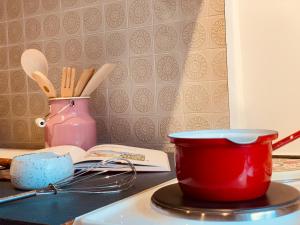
left=0, top=190, right=37, bottom=204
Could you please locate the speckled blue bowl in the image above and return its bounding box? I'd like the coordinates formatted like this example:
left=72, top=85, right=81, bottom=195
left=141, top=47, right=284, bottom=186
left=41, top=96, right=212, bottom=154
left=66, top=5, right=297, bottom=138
left=10, top=152, right=74, bottom=190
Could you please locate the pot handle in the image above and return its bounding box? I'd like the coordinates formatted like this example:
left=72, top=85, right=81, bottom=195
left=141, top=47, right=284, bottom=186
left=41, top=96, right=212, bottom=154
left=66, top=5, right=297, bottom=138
left=272, top=130, right=300, bottom=150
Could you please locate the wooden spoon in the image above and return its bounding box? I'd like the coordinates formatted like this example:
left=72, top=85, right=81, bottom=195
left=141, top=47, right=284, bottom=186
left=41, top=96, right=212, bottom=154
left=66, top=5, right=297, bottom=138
left=81, top=64, right=116, bottom=96
left=32, top=71, right=57, bottom=98
left=74, top=68, right=95, bottom=97
left=21, top=49, right=48, bottom=78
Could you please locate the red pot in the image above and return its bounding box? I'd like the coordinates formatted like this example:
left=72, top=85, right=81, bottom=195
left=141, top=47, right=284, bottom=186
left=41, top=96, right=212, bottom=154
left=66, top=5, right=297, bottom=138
left=169, top=129, right=300, bottom=202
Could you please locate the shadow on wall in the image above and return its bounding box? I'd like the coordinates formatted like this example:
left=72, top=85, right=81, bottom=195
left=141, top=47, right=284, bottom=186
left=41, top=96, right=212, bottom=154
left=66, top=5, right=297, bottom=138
left=162, top=0, right=230, bottom=151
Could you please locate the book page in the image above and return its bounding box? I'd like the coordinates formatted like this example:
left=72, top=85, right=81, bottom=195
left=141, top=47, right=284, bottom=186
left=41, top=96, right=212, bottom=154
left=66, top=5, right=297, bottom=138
left=0, top=145, right=171, bottom=172
left=82, top=144, right=170, bottom=171
left=0, top=149, right=32, bottom=159
left=0, top=145, right=86, bottom=164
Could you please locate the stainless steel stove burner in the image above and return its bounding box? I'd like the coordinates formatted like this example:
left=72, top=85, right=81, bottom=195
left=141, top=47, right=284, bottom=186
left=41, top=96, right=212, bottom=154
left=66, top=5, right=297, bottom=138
left=151, top=182, right=300, bottom=222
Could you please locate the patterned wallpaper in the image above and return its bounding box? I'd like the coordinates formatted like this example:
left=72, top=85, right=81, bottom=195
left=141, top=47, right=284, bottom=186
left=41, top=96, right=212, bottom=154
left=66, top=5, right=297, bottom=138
left=0, top=0, right=229, bottom=151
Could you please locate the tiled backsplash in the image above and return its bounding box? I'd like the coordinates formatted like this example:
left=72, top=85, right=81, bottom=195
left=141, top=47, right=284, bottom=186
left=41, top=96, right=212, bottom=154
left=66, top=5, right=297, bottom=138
left=0, top=0, right=229, bottom=151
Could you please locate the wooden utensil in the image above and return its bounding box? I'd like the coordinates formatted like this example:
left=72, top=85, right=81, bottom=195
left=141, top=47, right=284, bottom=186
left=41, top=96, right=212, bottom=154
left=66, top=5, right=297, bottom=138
left=32, top=71, right=57, bottom=98
left=74, top=68, right=95, bottom=97
left=21, top=49, right=48, bottom=79
left=61, top=67, right=76, bottom=97
left=81, top=64, right=116, bottom=96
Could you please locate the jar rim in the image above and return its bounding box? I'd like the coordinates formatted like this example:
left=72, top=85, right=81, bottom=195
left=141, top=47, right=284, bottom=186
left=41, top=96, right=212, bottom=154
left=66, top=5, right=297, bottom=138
left=49, top=96, right=90, bottom=101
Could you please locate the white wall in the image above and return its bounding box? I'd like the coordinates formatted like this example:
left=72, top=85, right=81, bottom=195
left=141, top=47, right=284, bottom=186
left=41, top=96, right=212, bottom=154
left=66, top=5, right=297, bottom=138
left=226, top=0, right=300, bottom=154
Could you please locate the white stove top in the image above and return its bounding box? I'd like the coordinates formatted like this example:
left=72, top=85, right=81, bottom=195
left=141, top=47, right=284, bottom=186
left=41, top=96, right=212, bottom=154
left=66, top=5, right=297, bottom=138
left=73, top=179, right=300, bottom=225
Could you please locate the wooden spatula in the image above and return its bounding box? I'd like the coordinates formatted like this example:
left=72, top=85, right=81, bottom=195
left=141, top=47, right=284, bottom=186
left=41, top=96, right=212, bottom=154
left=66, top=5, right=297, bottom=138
left=32, top=71, right=57, bottom=98
left=74, top=68, right=95, bottom=97
left=81, top=64, right=116, bottom=96
left=61, top=67, right=76, bottom=97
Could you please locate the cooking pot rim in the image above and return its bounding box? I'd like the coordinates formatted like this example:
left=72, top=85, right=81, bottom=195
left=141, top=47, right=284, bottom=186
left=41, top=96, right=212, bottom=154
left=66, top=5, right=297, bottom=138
left=169, top=129, right=278, bottom=144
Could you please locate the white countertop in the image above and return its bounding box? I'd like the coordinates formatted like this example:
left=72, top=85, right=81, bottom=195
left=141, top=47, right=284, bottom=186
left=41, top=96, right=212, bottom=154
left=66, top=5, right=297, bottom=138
left=73, top=179, right=300, bottom=225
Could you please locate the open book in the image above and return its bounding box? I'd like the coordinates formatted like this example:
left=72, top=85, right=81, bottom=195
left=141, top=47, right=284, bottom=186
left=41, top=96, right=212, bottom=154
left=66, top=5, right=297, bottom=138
left=0, top=144, right=171, bottom=172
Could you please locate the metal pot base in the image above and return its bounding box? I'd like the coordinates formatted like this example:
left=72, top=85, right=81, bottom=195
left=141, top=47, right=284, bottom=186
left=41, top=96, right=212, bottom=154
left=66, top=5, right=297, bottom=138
left=151, top=182, right=300, bottom=222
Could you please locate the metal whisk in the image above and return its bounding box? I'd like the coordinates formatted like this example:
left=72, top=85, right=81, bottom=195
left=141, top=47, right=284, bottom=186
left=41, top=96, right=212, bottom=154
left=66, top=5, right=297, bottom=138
left=0, top=158, right=136, bottom=204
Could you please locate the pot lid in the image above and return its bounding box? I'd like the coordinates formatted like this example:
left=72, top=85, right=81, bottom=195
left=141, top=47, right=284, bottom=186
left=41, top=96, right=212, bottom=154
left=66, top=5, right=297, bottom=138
left=168, top=129, right=278, bottom=144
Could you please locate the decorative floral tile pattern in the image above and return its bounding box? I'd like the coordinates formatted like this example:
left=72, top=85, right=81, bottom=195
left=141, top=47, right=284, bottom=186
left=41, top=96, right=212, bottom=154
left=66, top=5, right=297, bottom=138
left=29, top=93, right=48, bottom=116
left=129, top=28, right=152, bottom=55
left=64, top=37, right=83, bottom=62
left=23, top=0, right=40, bottom=17
left=47, top=64, right=62, bottom=90
left=110, top=116, right=131, bottom=143
left=62, top=10, right=81, bottom=35
left=30, top=118, right=44, bottom=142
left=159, top=116, right=183, bottom=140
left=133, top=117, right=156, bottom=143
left=8, top=20, right=23, bottom=44
left=209, top=16, right=226, bottom=48
left=0, top=1, right=6, bottom=22
left=130, top=56, right=154, bottom=84
left=183, top=84, right=210, bottom=112
left=105, top=31, right=127, bottom=58
left=183, top=52, right=207, bottom=81
left=157, top=85, right=181, bottom=113
left=104, top=1, right=126, bottom=30
left=0, top=95, right=10, bottom=117
left=0, top=23, right=7, bottom=46
left=109, top=88, right=130, bottom=113
left=95, top=116, right=109, bottom=143
left=184, top=114, right=211, bottom=130
left=128, top=0, right=152, bottom=27
left=83, top=6, right=103, bottom=33
left=156, top=54, right=180, bottom=82
left=8, top=45, right=23, bottom=68
left=181, top=21, right=207, bottom=50
left=211, top=48, right=227, bottom=79
left=61, top=0, right=80, bottom=10
left=0, top=71, right=9, bottom=94
left=84, top=34, right=104, bottom=60
left=43, top=14, right=61, bottom=38
left=153, top=0, right=177, bottom=23
left=0, top=0, right=229, bottom=149
left=12, top=119, right=30, bottom=142
left=0, top=47, right=8, bottom=70
left=10, top=69, right=27, bottom=93
left=11, top=94, right=28, bottom=117
left=41, top=0, right=59, bottom=12
left=90, top=89, right=107, bottom=116
left=44, top=40, right=62, bottom=64
left=181, top=0, right=207, bottom=18
left=209, top=0, right=224, bottom=16
left=0, top=119, right=11, bottom=142
left=154, top=24, right=178, bottom=53
left=26, top=41, right=43, bottom=52
left=6, top=0, right=22, bottom=20
left=133, top=87, right=155, bottom=113
left=25, top=17, right=42, bottom=41
left=109, top=60, right=128, bottom=86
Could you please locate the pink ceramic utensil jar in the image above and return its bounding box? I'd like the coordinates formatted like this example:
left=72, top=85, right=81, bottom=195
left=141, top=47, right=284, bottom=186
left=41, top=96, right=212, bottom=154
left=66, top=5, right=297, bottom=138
left=45, top=97, right=96, bottom=150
